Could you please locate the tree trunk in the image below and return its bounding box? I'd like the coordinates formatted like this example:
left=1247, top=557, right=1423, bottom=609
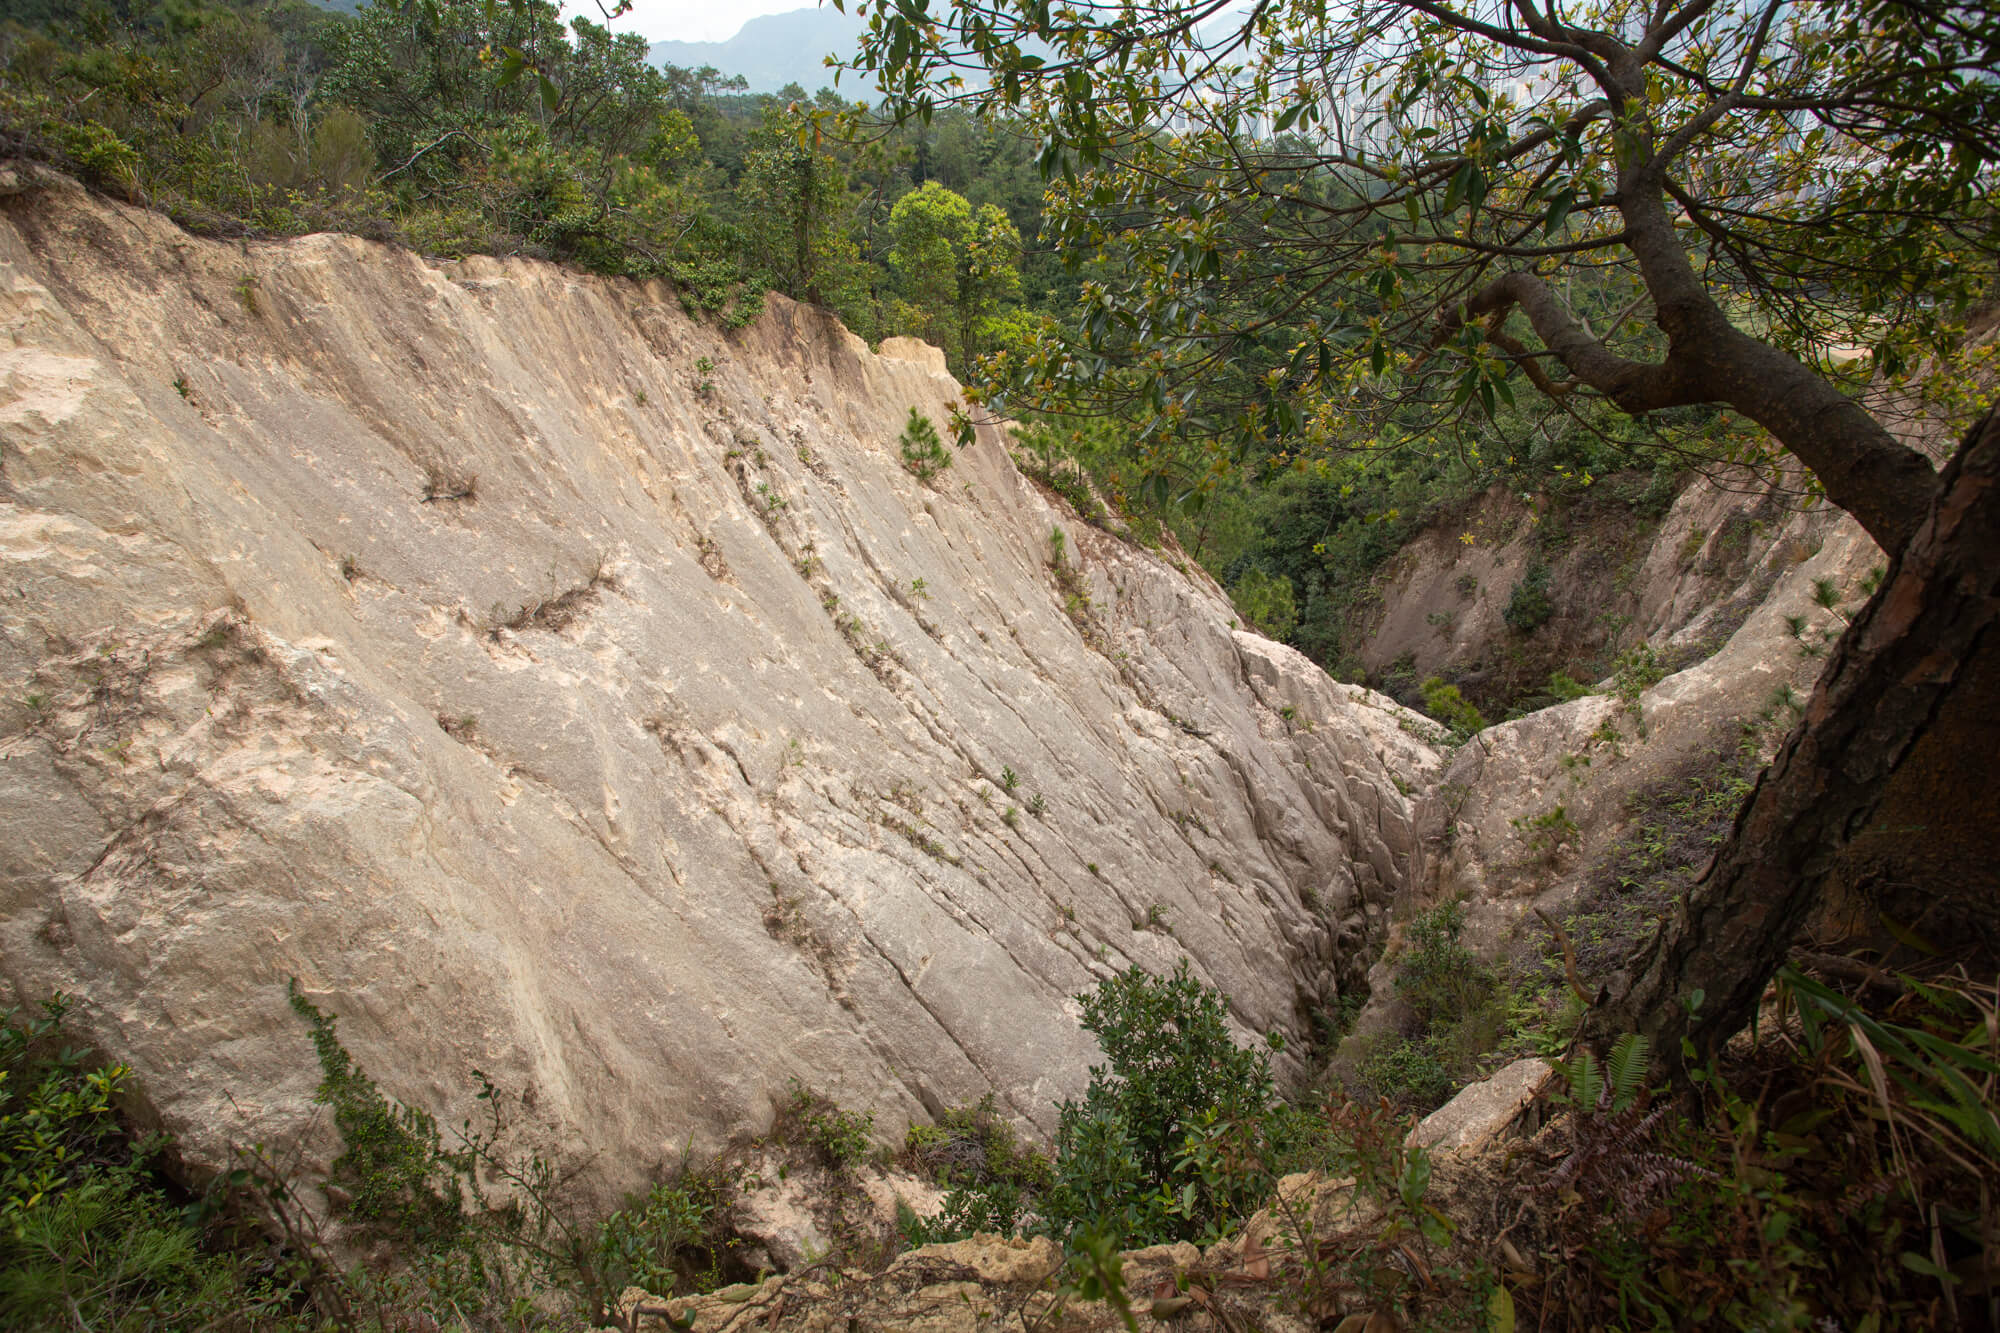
left=1587, top=405, right=2000, bottom=1063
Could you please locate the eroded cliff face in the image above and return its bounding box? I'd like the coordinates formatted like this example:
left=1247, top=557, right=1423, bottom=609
left=0, top=176, right=1436, bottom=1199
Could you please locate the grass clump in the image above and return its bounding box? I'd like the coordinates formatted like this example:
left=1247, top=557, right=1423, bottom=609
left=780, top=1082, right=875, bottom=1170
left=901, top=1097, right=1051, bottom=1244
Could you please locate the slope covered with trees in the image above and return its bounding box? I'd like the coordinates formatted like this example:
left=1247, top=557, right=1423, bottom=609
left=0, top=0, right=1055, bottom=364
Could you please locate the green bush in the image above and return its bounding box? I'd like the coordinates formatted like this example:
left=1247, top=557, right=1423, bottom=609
left=1394, top=899, right=1495, bottom=1031
left=1547, top=669, right=1595, bottom=700
left=0, top=999, right=301, bottom=1330
left=1358, top=1037, right=1457, bottom=1113
left=55, top=120, right=139, bottom=192
left=1041, top=961, right=1279, bottom=1246
left=1503, top=561, right=1555, bottom=633
left=781, top=1082, right=874, bottom=1169
left=594, top=1168, right=740, bottom=1298
left=1228, top=567, right=1298, bottom=639
left=899, top=1100, right=1050, bottom=1247
left=1419, top=676, right=1487, bottom=737
left=289, top=983, right=465, bottom=1249
left=1347, top=899, right=1512, bottom=1113
left=898, top=408, right=953, bottom=483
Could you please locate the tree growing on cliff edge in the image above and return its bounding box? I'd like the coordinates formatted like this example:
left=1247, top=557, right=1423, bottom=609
left=887, top=179, right=1025, bottom=371
left=845, top=0, right=2000, bottom=1061
left=845, top=0, right=1996, bottom=552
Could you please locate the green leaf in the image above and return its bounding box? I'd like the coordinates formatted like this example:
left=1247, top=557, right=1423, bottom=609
left=1898, top=1250, right=1959, bottom=1282
left=537, top=74, right=560, bottom=112
left=1541, top=189, right=1575, bottom=234
left=1880, top=913, right=1940, bottom=956
left=1442, top=163, right=1467, bottom=213
left=1488, top=1283, right=1516, bottom=1333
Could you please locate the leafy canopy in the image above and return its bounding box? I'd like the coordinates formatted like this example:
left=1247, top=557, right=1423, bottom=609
left=845, top=0, right=1998, bottom=546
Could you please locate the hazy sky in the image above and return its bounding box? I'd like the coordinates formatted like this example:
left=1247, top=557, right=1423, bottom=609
left=606, top=0, right=813, bottom=44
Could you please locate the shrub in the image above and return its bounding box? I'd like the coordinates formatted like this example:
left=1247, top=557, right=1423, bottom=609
left=898, top=408, right=952, bottom=482
left=781, top=1082, right=874, bottom=1169
left=1503, top=561, right=1555, bottom=632
left=1547, top=670, right=1594, bottom=700
left=1359, top=1036, right=1457, bottom=1112
left=289, top=983, right=465, bottom=1249
left=1041, top=961, right=1277, bottom=1246
left=56, top=120, right=139, bottom=192
left=1348, top=899, right=1510, bottom=1113
left=593, top=1166, right=741, bottom=1299
left=288, top=985, right=751, bottom=1322
left=1394, top=899, right=1495, bottom=1031
left=0, top=998, right=299, bottom=1330
left=1229, top=567, right=1298, bottom=639
left=1419, top=676, right=1487, bottom=737
left=901, top=1100, right=1050, bottom=1244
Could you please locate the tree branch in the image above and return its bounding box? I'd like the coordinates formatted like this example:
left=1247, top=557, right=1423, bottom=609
left=1441, top=270, right=1701, bottom=412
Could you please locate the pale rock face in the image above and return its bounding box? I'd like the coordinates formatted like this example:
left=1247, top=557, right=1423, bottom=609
left=0, top=178, right=1435, bottom=1204
left=1426, top=484, right=1879, bottom=954
left=1409, top=1057, right=1552, bottom=1156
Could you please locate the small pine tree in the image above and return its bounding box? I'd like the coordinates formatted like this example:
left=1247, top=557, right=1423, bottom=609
left=898, top=408, right=952, bottom=483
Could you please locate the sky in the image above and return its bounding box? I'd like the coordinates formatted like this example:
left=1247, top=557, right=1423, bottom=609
left=603, top=0, right=811, bottom=44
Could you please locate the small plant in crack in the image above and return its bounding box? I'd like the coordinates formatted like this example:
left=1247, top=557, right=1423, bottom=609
left=695, top=533, right=728, bottom=580
left=437, top=712, right=478, bottom=740
left=172, top=374, right=191, bottom=400
left=1025, top=793, right=1048, bottom=818
left=1810, top=575, right=1852, bottom=626
left=910, top=577, right=929, bottom=599
left=1002, top=806, right=1021, bottom=830
left=489, top=558, right=617, bottom=637
left=1000, top=766, right=1019, bottom=793
left=420, top=465, right=477, bottom=504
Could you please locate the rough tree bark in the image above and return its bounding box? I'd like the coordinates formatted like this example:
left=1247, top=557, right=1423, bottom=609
left=1587, top=405, right=2000, bottom=1062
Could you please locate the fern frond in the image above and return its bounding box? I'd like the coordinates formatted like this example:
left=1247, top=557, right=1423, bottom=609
left=1607, top=1033, right=1650, bottom=1113
left=1558, top=1050, right=1604, bottom=1109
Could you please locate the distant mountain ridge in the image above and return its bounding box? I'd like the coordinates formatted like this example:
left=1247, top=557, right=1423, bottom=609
left=647, top=7, right=866, bottom=96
